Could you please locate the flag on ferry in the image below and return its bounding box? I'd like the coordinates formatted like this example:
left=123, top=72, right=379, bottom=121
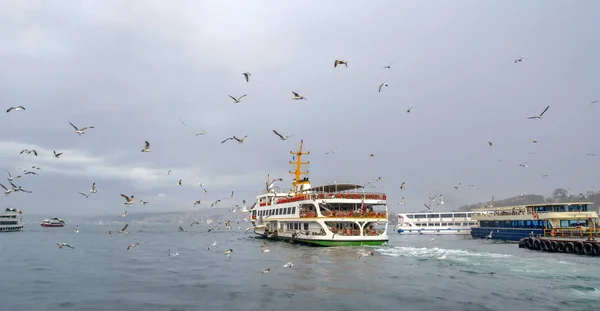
left=361, top=198, right=366, bottom=213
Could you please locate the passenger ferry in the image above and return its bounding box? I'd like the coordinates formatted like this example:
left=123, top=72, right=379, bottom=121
left=40, top=217, right=66, bottom=227
left=470, top=202, right=599, bottom=241
left=395, top=212, right=478, bottom=235
left=0, top=208, right=24, bottom=232
left=249, top=140, right=389, bottom=246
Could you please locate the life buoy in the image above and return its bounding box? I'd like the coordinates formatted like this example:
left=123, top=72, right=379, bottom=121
left=452, top=218, right=455, bottom=221
left=550, top=229, right=557, bottom=237
left=533, top=213, right=539, bottom=219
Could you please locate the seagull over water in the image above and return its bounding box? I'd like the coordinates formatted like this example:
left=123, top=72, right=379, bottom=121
left=527, top=105, right=550, bottom=119
left=272, top=130, right=292, bottom=140
left=283, top=262, right=294, bottom=268
left=57, top=243, right=75, bottom=249
left=292, top=91, right=307, bottom=100
left=6, top=106, right=25, bottom=113
left=334, top=59, right=348, bottom=67
left=69, top=122, right=95, bottom=135
left=121, top=194, right=135, bottom=205
left=378, top=83, right=388, bottom=92
left=515, top=57, right=524, bottom=63
left=224, top=249, right=233, bottom=258
left=78, top=191, right=90, bottom=198
left=141, top=141, right=151, bottom=152
left=242, top=72, right=251, bottom=82
left=127, top=242, right=139, bottom=250
left=228, top=94, right=247, bottom=103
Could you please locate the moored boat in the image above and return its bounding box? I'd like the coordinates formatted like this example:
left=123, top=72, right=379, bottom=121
left=0, top=208, right=24, bottom=232
left=41, top=217, right=66, bottom=227
left=470, top=202, right=599, bottom=241
left=395, top=211, right=479, bottom=235
left=249, top=140, right=389, bottom=246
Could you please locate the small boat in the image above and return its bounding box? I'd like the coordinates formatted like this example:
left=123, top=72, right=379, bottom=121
left=0, top=208, right=24, bottom=232
left=470, top=202, right=599, bottom=241
left=249, top=140, right=389, bottom=246
left=394, top=211, right=480, bottom=235
left=40, top=217, right=66, bottom=227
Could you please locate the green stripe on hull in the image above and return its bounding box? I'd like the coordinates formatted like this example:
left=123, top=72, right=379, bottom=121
left=303, top=239, right=388, bottom=247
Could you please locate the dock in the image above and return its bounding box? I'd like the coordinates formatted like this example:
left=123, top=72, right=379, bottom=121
left=518, top=227, right=600, bottom=256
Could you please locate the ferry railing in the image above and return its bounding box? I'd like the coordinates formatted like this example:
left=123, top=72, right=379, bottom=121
left=299, top=211, right=387, bottom=218
left=543, top=228, right=600, bottom=240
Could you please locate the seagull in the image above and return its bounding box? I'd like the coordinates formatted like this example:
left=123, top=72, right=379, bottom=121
left=23, top=171, right=38, bottom=175
left=532, top=140, right=538, bottom=143
left=120, top=194, right=135, bottom=205
left=138, top=200, right=149, bottom=205
left=0, top=183, right=13, bottom=196
left=119, top=224, right=129, bottom=234
left=542, top=174, right=549, bottom=178
left=193, top=200, right=201, bottom=207
left=141, top=141, right=151, bottom=152
left=224, top=249, right=233, bottom=258
left=228, top=94, right=247, bottom=103
left=378, top=83, right=388, bottom=92
left=515, top=58, right=524, bottom=63
left=195, top=131, right=206, bottom=136
left=242, top=72, right=251, bottom=82
left=53, top=151, right=63, bottom=158
left=326, top=148, right=339, bottom=154
left=454, top=183, right=461, bottom=191
left=488, top=141, right=493, bottom=147
left=19, top=149, right=38, bottom=156
left=6, top=106, right=25, bottom=113
left=78, top=191, right=90, bottom=198
left=486, top=230, right=493, bottom=239
left=369, top=153, right=375, bottom=157
left=527, top=105, right=550, bottom=119
left=178, top=179, right=182, bottom=186
left=359, top=251, right=374, bottom=259
left=90, top=183, right=97, bottom=193
left=127, top=242, right=139, bottom=250
left=267, top=178, right=283, bottom=192
left=283, top=262, right=294, bottom=268
left=406, top=106, right=413, bottom=113
left=179, top=119, right=187, bottom=127
left=519, top=162, right=528, bottom=168
left=400, top=182, right=405, bottom=190
left=334, top=59, right=348, bottom=68
left=208, top=241, right=217, bottom=250
left=272, top=130, right=292, bottom=140
left=292, top=91, right=307, bottom=100
left=221, top=135, right=248, bottom=144
left=382, top=61, right=395, bottom=69
left=56, top=243, right=74, bottom=249
left=262, top=268, right=271, bottom=274
left=167, top=170, right=172, bottom=176
left=591, top=100, right=599, bottom=105
left=397, top=197, right=405, bottom=205
left=424, top=203, right=432, bottom=211
left=436, top=252, right=447, bottom=260
left=168, top=249, right=179, bottom=257
left=586, top=153, right=596, bottom=156
left=211, top=200, right=221, bottom=207
left=121, top=211, right=127, bottom=218
left=6, top=169, right=21, bottom=182
left=108, top=231, right=112, bottom=237
left=69, top=122, right=95, bottom=135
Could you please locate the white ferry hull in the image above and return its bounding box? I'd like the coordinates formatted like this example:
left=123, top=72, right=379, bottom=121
left=396, top=226, right=471, bottom=235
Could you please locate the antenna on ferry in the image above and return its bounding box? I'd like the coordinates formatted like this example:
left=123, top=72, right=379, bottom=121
left=289, top=140, right=310, bottom=191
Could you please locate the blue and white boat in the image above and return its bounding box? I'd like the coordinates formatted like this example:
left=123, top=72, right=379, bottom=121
left=394, top=211, right=479, bottom=235
left=470, top=202, right=598, bottom=241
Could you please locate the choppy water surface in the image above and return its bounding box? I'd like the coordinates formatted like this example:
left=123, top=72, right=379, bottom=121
left=1, top=223, right=599, bottom=311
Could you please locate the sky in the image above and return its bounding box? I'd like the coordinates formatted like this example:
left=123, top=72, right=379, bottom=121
left=1, top=1, right=599, bottom=216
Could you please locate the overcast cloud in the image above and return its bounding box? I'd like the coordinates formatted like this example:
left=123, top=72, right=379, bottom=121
left=1, top=1, right=599, bottom=216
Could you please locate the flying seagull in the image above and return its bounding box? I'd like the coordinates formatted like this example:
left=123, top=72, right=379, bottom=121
left=527, top=105, right=550, bottom=119
left=127, top=242, right=139, bottom=250
left=119, top=224, right=129, bottom=234
left=19, top=149, right=38, bottom=156
left=334, top=59, right=348, bottom=68
left=0, top=183, right=13, bottom=196
left=272, top=130, right=292, bottom=140
left=138, top=200, right=149, bottom=205
left=382, top=61, right=395, bottom=69
left=178, top=179, right=182, bottom=186
left=196, top=130, right=206, bottom=136
left=90, top=182, right=97, bottom=193
left=406, top=106, right=413, bottom=113
left=6, top=106, right=25, bottom=113
left=488, top=141, right=493, bottom=147
left=6, top=169, right=21, bottom=182
left=228, top=94, right=247, bottom=103
left=221, top=135, right=247, bottom=144
left=242, top=72, right=251, bottom=82
left=400, top=182, right=405, bottom=190
left=120, top=194, right=135, bottom=205
left=141, top=141, right=151, bottom=152
left=56, top=243, right=75, bottom=249
left=69, top=122, right=95, bottom=136
left=515, top=58, right=524, bottom=63
left=591, top=100, right=598, bottom=105
left=378, top=83, right=388, bottom=92
left=53, top=151, right=63, bottom=158
left=292, top=91, right=307, bottom=100
left=194, top=200, right=201, bottom=207
left=78, top=191, right=90, bottom=198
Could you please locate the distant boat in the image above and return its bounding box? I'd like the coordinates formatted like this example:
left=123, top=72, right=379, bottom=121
left=394, top=211, right=480, bottom=235
left=40, top=217, right=66, bottom=228
left=1, top=208, right=24, bottom=232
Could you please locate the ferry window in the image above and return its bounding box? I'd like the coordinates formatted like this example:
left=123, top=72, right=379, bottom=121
left=454, top=213, right=467, bottom=218
left=582, top=204, right=588, bottom=211
left=440, top=214, right=453, bottom=218
left=555, top=205, right=565, bottom=212
left=414, top=214, right=426, bottom=219
left=429, top=214, right=440, bottom=218
left=287, top=207, right=291, bottom=214
left=292, top=206, right=296, bottom=214
left=406, top=215, right=414, bottom=219
left=447, top=222, right=454, bottom=226
left=434, top=223, right=440, bottom=226
left=303, top=223, right=309, bottom=230
left=442, top=223, right=448, bottom=226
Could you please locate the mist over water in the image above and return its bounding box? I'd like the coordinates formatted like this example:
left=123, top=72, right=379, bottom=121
left=2, top=222, right=599, bottom=311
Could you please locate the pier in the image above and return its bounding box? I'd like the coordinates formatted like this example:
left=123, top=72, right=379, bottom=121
left=519, top=228, right=600, bottom=256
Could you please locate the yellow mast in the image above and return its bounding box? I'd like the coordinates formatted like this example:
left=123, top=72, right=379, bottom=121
left=289, top=140, right=310, bottom=188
